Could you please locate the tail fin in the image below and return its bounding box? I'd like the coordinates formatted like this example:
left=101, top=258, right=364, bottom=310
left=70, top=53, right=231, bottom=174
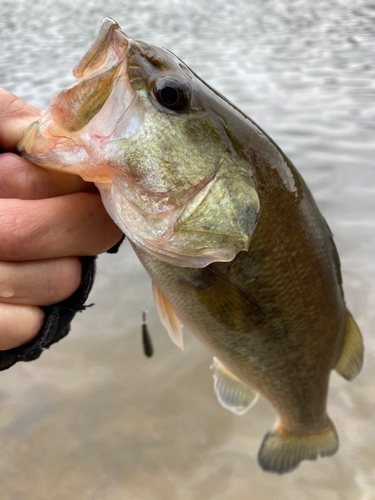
left=258, top=418, right=339, bottom=474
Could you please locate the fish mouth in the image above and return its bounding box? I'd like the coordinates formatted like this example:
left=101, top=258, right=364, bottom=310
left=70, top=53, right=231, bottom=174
left=73, top=18, right=130, bottom=81
left=18, top=18, right=137, bottom=182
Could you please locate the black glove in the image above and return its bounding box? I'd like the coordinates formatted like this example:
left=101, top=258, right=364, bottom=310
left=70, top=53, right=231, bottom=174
left=0, top=236, right=125, bottom=371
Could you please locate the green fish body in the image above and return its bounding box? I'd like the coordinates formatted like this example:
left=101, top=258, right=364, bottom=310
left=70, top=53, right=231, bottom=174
left=18, top=18, right=363, bottom=473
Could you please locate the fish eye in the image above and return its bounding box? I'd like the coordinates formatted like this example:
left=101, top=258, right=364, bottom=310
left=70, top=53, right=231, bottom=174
left=154, top=77, right=190, bottom=111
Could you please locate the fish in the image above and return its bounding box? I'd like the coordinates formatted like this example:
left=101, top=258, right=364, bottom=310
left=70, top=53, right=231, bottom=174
left=18, top=18, right=363, bottom=474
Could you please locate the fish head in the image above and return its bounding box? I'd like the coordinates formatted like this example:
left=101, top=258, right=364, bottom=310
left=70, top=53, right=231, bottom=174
left=18, top=18, right=260, bottom=267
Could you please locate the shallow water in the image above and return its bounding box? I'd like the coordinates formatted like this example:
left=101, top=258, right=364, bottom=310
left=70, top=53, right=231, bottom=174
left=1, top=0, right=375, bottom=498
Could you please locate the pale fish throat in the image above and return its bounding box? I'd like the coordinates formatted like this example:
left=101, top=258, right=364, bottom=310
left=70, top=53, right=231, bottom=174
left=97, top=156, right=260, bottom=268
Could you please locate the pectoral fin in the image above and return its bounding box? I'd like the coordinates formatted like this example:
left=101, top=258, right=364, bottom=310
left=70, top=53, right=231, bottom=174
left=152, top=282, right=184, bottom=350
left=334, top=308, right=363, bottom=381
left=211, top=357, right=258, bottom=415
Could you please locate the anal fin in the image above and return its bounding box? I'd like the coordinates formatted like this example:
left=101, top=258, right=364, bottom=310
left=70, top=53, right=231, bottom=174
left=211, top=357, right=258, bottom=416
left=152, top=282, right=184, bottom=350
left=335, top=308, right=363, bottom=381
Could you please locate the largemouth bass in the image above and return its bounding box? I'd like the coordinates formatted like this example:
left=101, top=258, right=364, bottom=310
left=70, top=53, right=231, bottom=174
left=18, top=18, right=363, bottom=474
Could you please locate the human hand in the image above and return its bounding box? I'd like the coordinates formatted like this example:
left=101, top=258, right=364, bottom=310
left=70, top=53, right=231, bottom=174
left=0, top=88, right=123, bottom=350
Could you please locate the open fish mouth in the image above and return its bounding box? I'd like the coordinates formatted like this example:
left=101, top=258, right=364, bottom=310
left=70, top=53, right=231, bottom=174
left=73, top=18, right=130, bottom=82
left=49, top=18, right=133, bottom=135
left=18, top=18, right=136, bottom=183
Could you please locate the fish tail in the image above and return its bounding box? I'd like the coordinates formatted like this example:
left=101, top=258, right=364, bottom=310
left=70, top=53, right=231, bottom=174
left=257, top=418, right=339, bottom=474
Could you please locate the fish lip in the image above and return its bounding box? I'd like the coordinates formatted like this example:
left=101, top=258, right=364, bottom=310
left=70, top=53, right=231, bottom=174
left=73, top=18, right=132, bottom=81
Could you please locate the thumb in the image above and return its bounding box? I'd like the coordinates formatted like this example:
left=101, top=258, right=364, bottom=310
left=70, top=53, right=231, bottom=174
left=0, top=88, right=43, bottom=151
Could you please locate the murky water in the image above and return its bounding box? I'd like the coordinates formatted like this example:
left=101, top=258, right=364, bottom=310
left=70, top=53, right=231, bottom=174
left=1, top=0, right=374, bottom=498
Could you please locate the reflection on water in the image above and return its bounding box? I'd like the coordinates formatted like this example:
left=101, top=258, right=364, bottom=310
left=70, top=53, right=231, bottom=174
left=0, top=0, right=374, bottom=498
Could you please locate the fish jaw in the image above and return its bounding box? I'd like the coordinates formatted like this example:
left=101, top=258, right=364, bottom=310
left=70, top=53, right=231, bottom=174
left=18, top=18, right=137, bottom=183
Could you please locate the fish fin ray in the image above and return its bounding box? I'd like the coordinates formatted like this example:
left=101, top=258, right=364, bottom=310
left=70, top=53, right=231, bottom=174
left=258, top=418, right=339, bottom=474
left=334, top=308, right=363, bottom=381
left=152, top=281, right=184, bottom=350
left=211, top=357, right=258, bottom=415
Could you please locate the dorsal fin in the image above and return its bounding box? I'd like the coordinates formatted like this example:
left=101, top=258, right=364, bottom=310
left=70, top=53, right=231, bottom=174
left=152, top=281, right=184, bottom=350
left=334, top=308, right=363, bottom=381
left=211, top=357, right=258, bottom=415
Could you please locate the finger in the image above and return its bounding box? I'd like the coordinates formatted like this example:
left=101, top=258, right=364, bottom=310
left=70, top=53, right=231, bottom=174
left=0, top=193, right=123, bottom=261
left=0, top=153, right=97, bottom=200
left=0, top=303, right=44, bottom=350
left=0, top=257, right=81, bottom=306
left=0, top=88, right=42, bottom=151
